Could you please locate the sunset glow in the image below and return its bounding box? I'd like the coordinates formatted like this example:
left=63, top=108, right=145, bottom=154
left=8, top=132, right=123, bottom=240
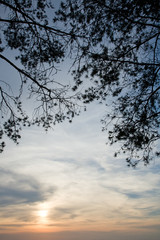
left=38, top=210, right=48, bottom=218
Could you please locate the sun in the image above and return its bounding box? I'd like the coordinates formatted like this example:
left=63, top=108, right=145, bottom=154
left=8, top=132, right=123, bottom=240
left=38, top=210, right=48, bottom=218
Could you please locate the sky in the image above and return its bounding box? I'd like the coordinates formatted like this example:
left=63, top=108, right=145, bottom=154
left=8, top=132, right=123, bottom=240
left=1, top=101, right=160, bottom=240
left=0, top=1, right=160, bottom=240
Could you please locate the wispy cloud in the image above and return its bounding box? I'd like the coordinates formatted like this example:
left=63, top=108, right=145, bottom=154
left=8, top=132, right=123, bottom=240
left=1, top=102, right=160, bottom=234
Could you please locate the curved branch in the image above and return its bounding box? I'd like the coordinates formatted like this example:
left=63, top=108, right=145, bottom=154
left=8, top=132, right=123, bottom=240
left=0, top=54, right=54, bottom=95
left=0, top=54, right=81, bottom=101
left=0, top=18, right=78, bottom=37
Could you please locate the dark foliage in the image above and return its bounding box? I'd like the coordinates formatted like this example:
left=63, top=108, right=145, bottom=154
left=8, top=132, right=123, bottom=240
left=0, top=0, right=160, bottom=166
left=56, top=0, right=160, bottom=166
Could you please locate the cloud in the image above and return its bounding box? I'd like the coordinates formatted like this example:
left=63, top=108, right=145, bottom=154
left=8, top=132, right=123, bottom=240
left=51, top=207, right=79, bottom=220
left=124, top=188, right=160, bottom=200
left=148, top=209, right=160, bottom=217
left=85, top=159, right=106, bottom=173
left=0, top=204, right=35, bottom=222
left=0, top=168, right=55, bottom=206
left=0, top=186, right=43, bottom=205
left=125, top=192, right=142, bottom=199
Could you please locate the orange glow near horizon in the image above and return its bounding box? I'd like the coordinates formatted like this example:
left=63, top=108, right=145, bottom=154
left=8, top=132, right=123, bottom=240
left=0, top=213, right=159, bottom=236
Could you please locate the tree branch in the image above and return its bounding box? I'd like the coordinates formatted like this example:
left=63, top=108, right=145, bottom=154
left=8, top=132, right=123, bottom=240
left=0, top=53, right=55, bottom=95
